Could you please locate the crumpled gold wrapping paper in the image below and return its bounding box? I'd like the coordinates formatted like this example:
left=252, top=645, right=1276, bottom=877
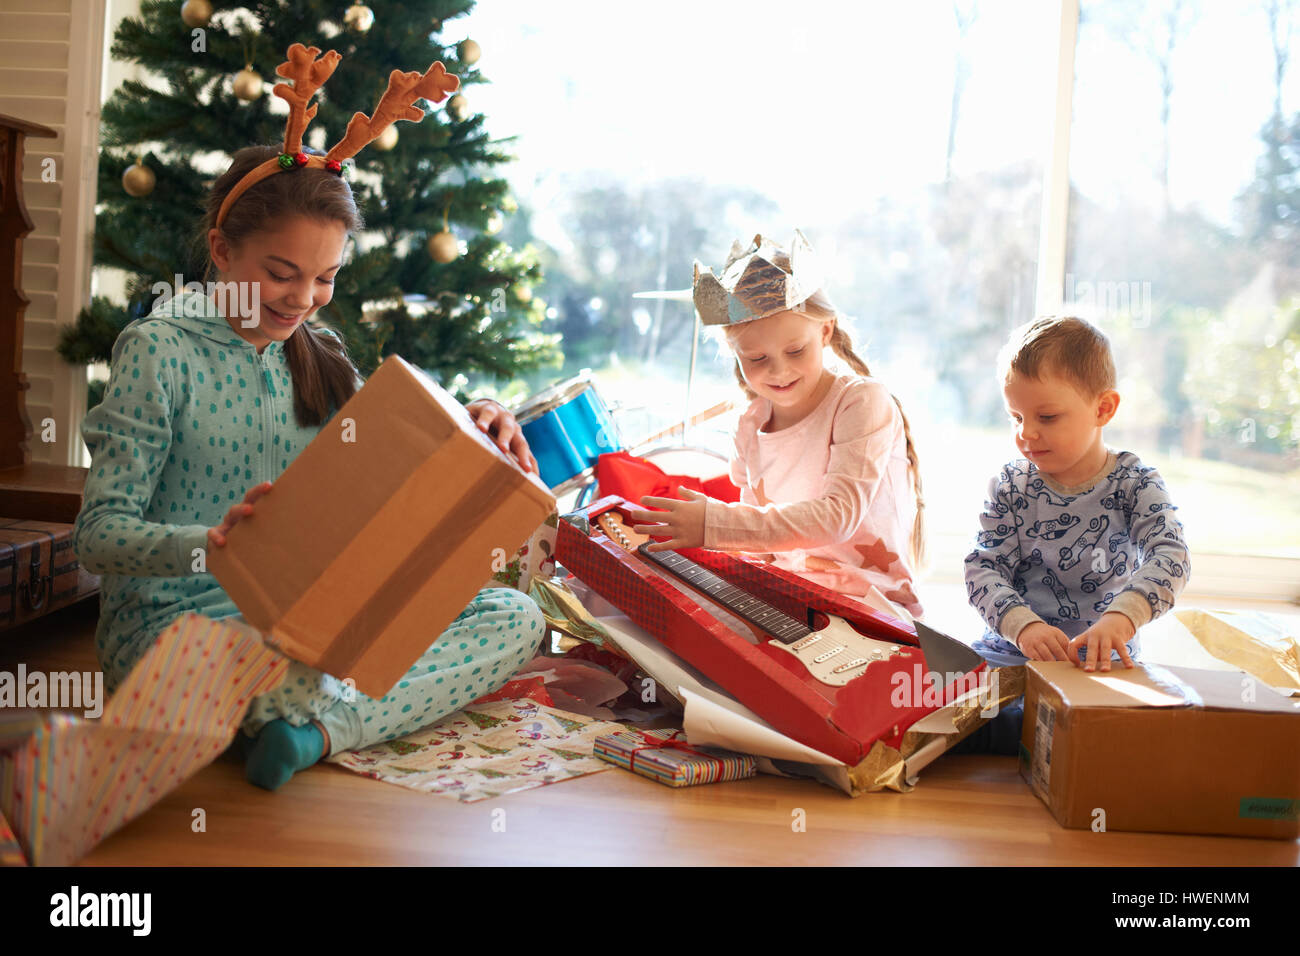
left=1175, top=609, right=1300, bottom=693
left=528, top=576, right=631, bottom=658
left=845, top=665, right=1027, bottom=794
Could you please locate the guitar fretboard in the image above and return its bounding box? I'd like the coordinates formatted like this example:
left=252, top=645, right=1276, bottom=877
left=638, top=545, right=811, bottom=645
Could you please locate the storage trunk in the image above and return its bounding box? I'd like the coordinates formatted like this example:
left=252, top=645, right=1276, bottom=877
left=0, top=518, right=99, bottom=630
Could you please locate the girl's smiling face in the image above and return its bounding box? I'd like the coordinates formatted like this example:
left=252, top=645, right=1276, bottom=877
left=729, top=310, right=835, bottom=428
left=208, top=216, right=347, bottom=351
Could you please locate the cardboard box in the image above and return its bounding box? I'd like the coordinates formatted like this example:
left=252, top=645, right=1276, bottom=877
left=210, top=355, right=555, bottom=698
left=1019, top=661, right=1300, bottom=839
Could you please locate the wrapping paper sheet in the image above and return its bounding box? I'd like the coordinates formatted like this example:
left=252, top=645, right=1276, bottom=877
left=0, top=613, right=287, bottom=866
left=1174, top=608, right=1300, bottom=692
left=327, top=699, right=625, bottom=803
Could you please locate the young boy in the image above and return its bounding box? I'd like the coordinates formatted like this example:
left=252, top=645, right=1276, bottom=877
left=955, top=316, right=1191, bottom=753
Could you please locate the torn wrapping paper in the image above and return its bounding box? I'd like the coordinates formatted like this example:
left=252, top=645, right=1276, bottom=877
left=1174, top=608, right=1300, bottom=693
left=0, top=613, right=287, bottom=866
left=594, top=728, right=756, bottom=788
left=529, top=575, right=631, bottom=656
left=326, top=699, right=625, bottom=803
left=594, top=611, right=1023, bottom=795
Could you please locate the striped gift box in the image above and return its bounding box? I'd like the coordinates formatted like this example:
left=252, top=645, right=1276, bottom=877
left=593, top=728, right=756, bottom=788
left=0, top=613, right=287, bottom=866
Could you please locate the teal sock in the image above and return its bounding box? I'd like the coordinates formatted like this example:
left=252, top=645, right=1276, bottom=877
left=245, top=720, right=325, bottom=791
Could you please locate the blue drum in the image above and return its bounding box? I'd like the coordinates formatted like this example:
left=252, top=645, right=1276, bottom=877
left=514, top=374, right=620, bottom=490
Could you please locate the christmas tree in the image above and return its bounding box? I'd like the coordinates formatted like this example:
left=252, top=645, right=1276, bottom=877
left=58, top=0, right=559, bottom=405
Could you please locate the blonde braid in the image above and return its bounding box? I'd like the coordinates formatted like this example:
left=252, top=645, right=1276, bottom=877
left=829, top=323, right=926, bottom=570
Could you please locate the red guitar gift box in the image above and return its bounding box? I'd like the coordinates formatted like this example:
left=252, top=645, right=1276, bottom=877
left=555, top=497, right=988, bottom=767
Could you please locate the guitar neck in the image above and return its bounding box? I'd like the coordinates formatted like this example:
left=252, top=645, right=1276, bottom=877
left=638, top=545, right=811, bottom=645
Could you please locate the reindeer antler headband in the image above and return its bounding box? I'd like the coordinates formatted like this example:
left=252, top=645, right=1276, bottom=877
left=216, top=42, right=461, bottom=228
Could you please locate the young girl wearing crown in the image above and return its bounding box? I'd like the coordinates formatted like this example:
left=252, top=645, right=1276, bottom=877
left=626, top=232, right=926, bottom=620
left=74, top=44, right=545, bottom=791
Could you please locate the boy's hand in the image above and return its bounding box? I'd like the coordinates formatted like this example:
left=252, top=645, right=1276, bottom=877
left=1015, top=621, right=1075, bottom=663
left=628, top=487, right=709, bottom=552
left=466, top=398, right=538, bottom=475
left=209, top=481, right=272, bottom=548
left=1067, top=612, right=1136, bottom=672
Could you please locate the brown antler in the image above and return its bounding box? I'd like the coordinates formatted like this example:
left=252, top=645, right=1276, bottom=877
left=325, top=61, right=460, bottom=163
left=273, top=43, right=343, bottom=155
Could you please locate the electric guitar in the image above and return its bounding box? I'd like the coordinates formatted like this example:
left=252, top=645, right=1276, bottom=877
left=595, top=512, right=906, bottom=687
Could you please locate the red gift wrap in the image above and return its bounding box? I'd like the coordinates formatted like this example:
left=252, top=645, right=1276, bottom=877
left=556, top=497, right=986, bottom=766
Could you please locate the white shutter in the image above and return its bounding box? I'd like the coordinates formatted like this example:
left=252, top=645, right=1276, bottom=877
left=0, top=0, right=107, bottom=467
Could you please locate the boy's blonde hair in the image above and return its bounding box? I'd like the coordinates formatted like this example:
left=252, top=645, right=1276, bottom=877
left=721, top=276, right=927, bottom=569
left=997, top=315, right=1117, bottom=398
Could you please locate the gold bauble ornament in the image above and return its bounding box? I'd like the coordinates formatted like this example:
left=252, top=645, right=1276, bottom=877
left=180, top=0, right=212, bottom=28
left=374, top=125, right=399, bottom=151
left=122, top=160, right=155, bottom=198
left=233, top=66, right=263, bottom=102
left=458, top=39, right=481, bottom=66
left=344, top=1, right=374, bottom=33
left=447, top=94, right=469, bottom=122
left=515, top=286, right=533, bottom=304
left=485, top=212, right=504, bottom=235
left=428, top=230, right=460, bottom=263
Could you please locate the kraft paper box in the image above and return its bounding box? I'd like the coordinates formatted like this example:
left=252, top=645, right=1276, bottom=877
left=1019, top=661, right=1300, bottom=839
left=210, top=355, right=555, bottom=699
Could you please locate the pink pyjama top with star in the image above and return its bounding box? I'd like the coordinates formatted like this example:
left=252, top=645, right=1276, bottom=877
left=702, top=374, right=924, bottom=619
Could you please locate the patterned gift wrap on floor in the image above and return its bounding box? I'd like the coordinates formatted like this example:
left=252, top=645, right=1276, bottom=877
left=594, top=728, right=757, bottom=788
left=327, top=698, right=626, bottom=803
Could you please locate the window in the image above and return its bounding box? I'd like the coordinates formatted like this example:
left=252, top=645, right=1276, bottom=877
left=460, top=0, right=1298, bottom=594
left=1069, top=0, right=1300, bottom=560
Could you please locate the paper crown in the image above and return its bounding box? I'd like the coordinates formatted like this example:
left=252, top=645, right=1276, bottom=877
left=692, top=229, right=825, bottom=327
left=215, top=43, right=461, bottom=228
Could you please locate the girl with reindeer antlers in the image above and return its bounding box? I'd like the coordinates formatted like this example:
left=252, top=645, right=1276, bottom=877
left=74, top=43, right=546, bottom=791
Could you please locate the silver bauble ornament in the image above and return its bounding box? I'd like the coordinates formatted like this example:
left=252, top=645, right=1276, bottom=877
left=344, top=1, right=374, bottom=33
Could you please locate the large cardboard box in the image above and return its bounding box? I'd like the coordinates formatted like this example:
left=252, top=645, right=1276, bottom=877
left=1019, top=660, right=1300, bottom=839
left=210, top=355, right=555, bottom=699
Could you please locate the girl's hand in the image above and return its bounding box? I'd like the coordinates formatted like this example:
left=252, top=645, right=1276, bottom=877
left=466, top=399, right=538, bottom=475
left=1014, top=621, right=1075, bottom=663
left=1067, top=612, right=1136, bottom=672
left=627, top=487, right=709, bottom=552
left=208, top=481, right=273, bottom=548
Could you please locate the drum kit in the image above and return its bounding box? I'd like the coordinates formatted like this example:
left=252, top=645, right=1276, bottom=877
left=512, top=287, right=731, bottom=507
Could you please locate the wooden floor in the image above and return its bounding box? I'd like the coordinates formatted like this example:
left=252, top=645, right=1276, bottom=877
left=4, top=598, right=1297, bottom=866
